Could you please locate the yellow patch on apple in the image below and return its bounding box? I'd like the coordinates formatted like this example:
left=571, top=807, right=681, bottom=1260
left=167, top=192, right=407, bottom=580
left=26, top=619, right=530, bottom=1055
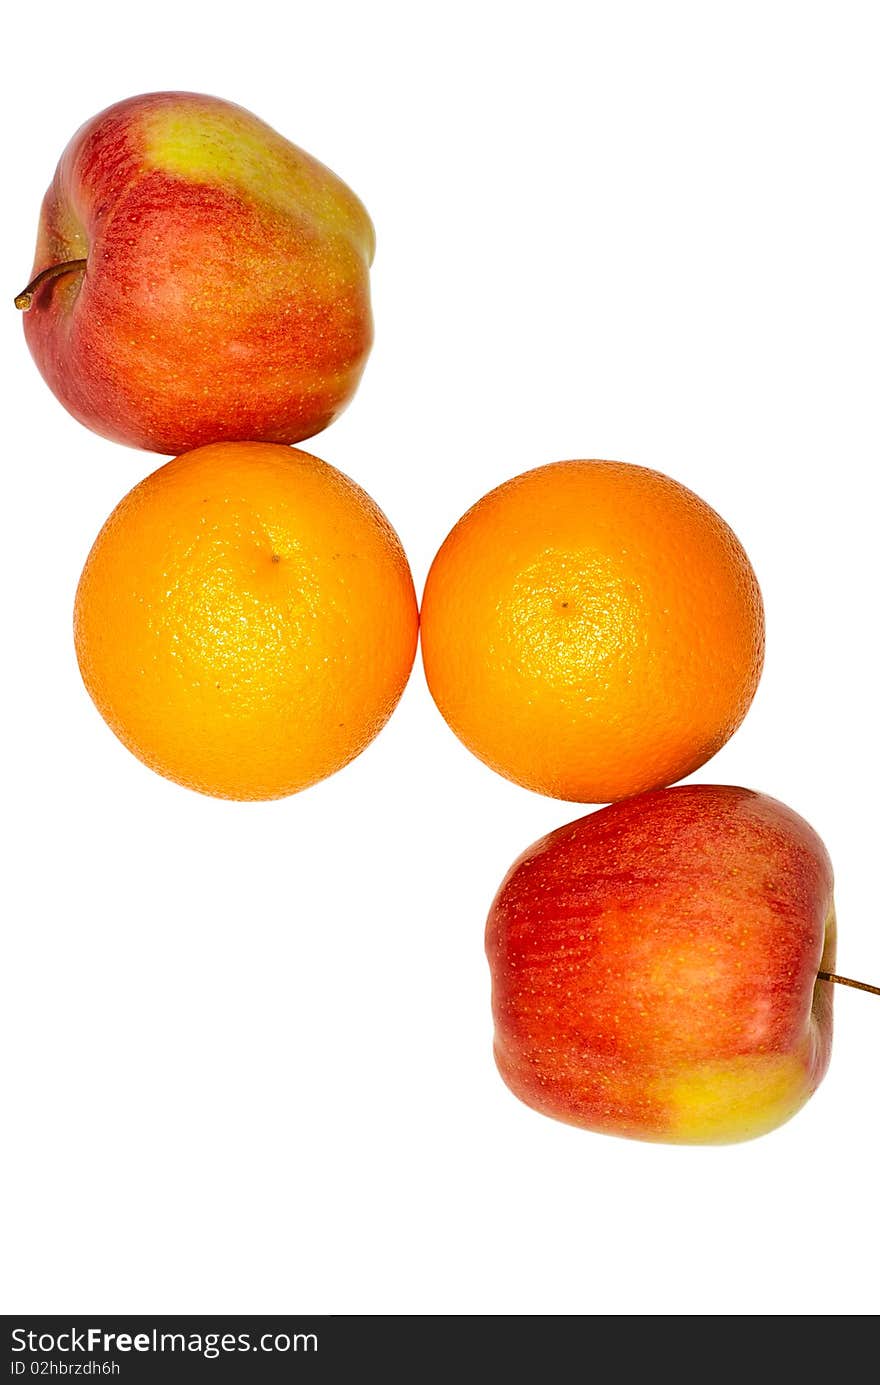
left=656, top=1053, right=814, bottom=1144
left=140, top=99, right=375, bottom=253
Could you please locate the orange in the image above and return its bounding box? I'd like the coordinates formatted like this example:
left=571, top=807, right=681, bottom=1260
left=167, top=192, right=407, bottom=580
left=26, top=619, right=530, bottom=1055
left=74, top=441, right=418, bottom=800
left=420, top=460, right=764, bottom=803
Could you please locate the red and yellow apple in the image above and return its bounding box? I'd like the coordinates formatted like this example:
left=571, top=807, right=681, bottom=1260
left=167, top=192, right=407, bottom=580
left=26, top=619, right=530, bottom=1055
left=486, top=784, right=835, bottom=1144
left=15, top=91, right=374, bottom=454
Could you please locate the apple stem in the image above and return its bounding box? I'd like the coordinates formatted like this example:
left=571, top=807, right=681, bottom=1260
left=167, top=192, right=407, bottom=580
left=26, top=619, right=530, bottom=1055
left=817, top=970, right=880, bottom=997
left=14, top=259, right=88, bottom=311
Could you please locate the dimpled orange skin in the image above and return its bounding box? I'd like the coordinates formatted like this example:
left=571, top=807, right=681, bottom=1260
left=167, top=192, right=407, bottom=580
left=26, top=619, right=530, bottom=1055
left=20, top=91, right=375, bottom=454
left=74, top=442, right=418, bottom=800
left=420, top=460, right=765, bottom=803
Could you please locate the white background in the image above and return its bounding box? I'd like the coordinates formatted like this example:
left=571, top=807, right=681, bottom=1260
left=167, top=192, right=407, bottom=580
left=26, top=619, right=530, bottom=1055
left=2, top=1, right=878, bottom=1317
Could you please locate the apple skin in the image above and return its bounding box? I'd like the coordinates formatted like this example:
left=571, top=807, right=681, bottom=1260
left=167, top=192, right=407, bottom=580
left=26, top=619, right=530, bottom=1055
left=486, top=785, right=835, bottom=1144
left=18, top=91, right=375, bottom=454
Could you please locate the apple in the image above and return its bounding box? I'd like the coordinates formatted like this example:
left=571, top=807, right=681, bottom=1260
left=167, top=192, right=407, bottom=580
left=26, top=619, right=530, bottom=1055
left=486, top=785, right=836, bottom=1144
left=15, top=91, right=375, bottom=454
